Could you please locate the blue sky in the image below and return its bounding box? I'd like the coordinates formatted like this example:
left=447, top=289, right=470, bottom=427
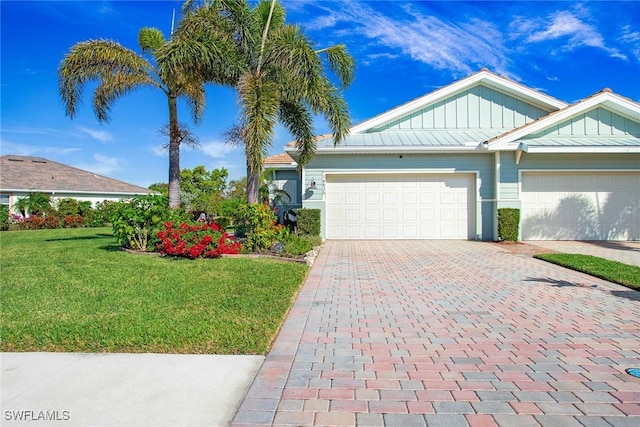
left=2, top=0, right=639, bottom=188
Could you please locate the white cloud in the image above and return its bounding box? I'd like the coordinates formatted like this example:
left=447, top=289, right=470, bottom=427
left=77, top=126, right=113, bottom=143
left=199, top=141, right=238, bottom=159
left=516, top=10, right=625, bottom=60
left=74, top=154, right=124, bottom=176
left=0, top=140, right=81, bottom=157
left=298, top=1, right=512, bottom=77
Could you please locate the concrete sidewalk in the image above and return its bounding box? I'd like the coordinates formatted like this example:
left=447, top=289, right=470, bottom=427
left=1, top=352, right=263, bottom=426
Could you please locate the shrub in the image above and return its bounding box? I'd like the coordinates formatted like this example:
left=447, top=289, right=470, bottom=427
left=300, top=234, right=323, bottom=248
left=84, top=200, right=117, bottom=227
left=156, top=221, right=241, bottom=259
left=110, top=195, right=174, bottom=251
left=281, top=234, right=313, bottom=257
left=297, top=208, right=321, bottom=236
left=56, top=198, right=80, bottom=217
left=16, top=215, right=59, bottom=230
left=0, top=205, right=8, bottom=231
left=497, top=208, right=520, bottom=242
left=237, top=203, right=278, bottom=251
left=63, top=215, right=84, bottom=228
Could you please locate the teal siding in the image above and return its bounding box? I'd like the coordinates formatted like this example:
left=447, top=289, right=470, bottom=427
left=517, top=153, right=640, bottom=170
left=528, top=107, right=640, bottom=138
left=273, top=170, right=301, bottom=207
left=499, top=151, right=519, bottom=200
left=304, top=153, right=495, bottom=240
left=497, top=153, right=640, bottom=201
left=373, top=85, right=549, bottom=132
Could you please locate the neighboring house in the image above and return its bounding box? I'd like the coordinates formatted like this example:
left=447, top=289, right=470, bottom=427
left=0, top=155, right=154, bottom=214
left=264, top=152, right=302, bottom=211
left=270, top=69, right=639, bottom=241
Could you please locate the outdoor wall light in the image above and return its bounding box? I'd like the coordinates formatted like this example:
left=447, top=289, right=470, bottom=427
left=309, top=180, right=316, bottom=189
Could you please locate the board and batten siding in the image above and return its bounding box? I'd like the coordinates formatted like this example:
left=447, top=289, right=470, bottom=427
left=372, top=85, right=550, bottom=132
left=526, top=108, right=640, bottom=138
left=303, top=153, right=495, bottom=240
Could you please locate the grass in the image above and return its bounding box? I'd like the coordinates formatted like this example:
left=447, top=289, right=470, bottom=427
left=0, top=227, right=309, bottom=354
left=534, top=253, right=640, bottom=290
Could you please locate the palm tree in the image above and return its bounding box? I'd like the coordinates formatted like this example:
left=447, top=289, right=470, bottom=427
left=57, top=24, right=234, bottom=208
left=170, top=0, right=354, bottom=203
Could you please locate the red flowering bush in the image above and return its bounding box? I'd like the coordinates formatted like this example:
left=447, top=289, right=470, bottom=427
left=156, top=221, right=242, bottom=259
left=63, top=215, right=84, bottom=228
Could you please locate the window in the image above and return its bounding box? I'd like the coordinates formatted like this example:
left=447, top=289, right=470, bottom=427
left=0, top=194, right=9, bottom=206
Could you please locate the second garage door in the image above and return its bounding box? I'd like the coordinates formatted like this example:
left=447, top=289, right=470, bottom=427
left=326, top=174, right=475, bottom=239
left=521, top=172, right=640, bottom=240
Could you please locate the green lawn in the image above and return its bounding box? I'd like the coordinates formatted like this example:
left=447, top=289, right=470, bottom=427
left=534, top=253, right=640, bottom=290
left=0, top=228, right=308, bottom=354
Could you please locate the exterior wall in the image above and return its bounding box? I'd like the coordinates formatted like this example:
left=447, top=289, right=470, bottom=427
left=272, top=170, right=302, bottom=208
left=3, top=191, right=148, bottom=215
left=303, top=153, right=496, bottom=240
left=527, top=108, right=640, bottom=138
left=498, top=152, right=640, bottom=203
left=373, top=85, right=549, bottom=132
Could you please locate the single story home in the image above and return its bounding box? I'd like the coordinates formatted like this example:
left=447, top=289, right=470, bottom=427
left=266, top=69, right=640, bottom=241
left=1, top=155, right=154, bottom=214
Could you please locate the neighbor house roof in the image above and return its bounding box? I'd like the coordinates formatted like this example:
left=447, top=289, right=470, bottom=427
left=264, top=152, right=297, bottom=167
left=0, top=155, right=153, bottom=195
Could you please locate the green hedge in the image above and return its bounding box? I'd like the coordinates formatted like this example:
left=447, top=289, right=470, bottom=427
left=0, top=205, right=8, bottom=231
left=297, top=208, right=321, bottom=236
left=497, top=208, right=520, bottom=242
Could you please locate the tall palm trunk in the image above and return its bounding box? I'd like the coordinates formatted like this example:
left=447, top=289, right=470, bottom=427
left=246, top=158, right=260, bottom=204
left=168, top=94, right=181, bottom=208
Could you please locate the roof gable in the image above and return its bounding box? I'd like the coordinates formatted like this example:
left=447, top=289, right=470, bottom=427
left=487, top=90, right=640, bottom=150
left=0, top=155, right=153, bottom=194
left=351, top=69, right=568, bottom=134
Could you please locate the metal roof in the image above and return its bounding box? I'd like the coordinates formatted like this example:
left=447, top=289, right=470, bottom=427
left=316, top=130, right=505, bottom=149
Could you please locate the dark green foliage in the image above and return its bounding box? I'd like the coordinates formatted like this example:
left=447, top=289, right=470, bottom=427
left=497, top=208, right=520, bottom=242
left=0, top=205, right=9, bottom=231
left=237, top=203, right=278, bottom=251
left=56, top=198, right=80, bottom=217
left=281, top=234, right=312, bottom=257
left=535, top=253, right=640, bottom=290
left=297, top=208, right=321, bottom=236
left=110, top=195, right=181, bottom=251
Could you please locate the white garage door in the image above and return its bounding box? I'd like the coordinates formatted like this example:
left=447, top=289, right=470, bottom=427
left=326, top=174, right=475, bottom=239
left=521, top=172, right=640, bottom=241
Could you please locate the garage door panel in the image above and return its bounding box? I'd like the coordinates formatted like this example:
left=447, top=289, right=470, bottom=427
left=521, top=172, right=639, bottom=241
left=326, top=174, right=475, bottom=240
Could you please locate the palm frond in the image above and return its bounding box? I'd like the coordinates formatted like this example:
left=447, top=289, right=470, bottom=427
left=238, top=72, right=279, bottom=174
left=180, top=81, right=206, bottom=124
left=278, top=100, right=316, bottom=167
left=317, top=44, right=355, bottom=89
left=57, top=39, right=157, bottom=121
left=138, top=27, right=166, bottom=54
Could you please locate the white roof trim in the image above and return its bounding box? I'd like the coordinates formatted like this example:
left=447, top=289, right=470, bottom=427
left=525, top=146, right=640, bottom=154
left=488, top=91, right=640, bottom=150
left=350, top=70, right=568, bottom=134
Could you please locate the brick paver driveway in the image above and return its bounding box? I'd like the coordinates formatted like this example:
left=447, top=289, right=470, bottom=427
left=233, top=241, right=640, bottom=427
